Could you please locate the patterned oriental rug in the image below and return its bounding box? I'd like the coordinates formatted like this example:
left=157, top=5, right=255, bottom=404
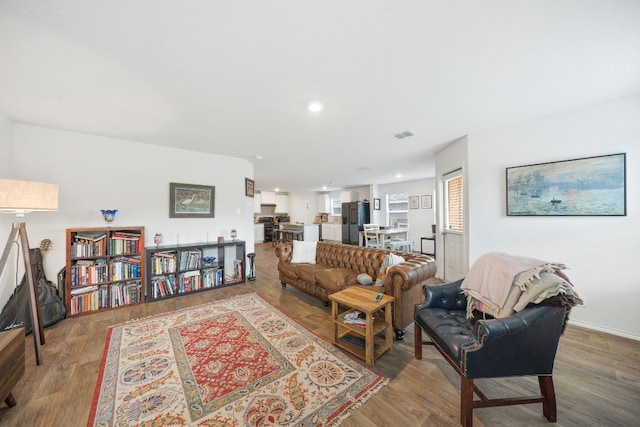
left=88, top=293, right=388, bottom=427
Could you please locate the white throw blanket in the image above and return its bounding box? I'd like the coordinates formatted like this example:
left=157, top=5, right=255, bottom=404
left=461, top=252, right=564, bottom=317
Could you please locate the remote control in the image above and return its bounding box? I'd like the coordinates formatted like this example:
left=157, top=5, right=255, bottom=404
left=375, top=292, right=383, bottom=302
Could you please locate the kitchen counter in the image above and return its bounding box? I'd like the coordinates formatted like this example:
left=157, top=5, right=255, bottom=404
left=278, top=223, right=320, bottom=242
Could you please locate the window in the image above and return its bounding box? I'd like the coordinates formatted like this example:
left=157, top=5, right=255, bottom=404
left=386, top=192, right=408, bottom=227
left=444, top=172, right=463, bottom=232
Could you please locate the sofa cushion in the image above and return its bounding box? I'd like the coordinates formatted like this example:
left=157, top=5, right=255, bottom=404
left=316, top=269, right=358, bottom=293
left=294, top=263, right=325, bottom=283
left=290, top=240, right=317, bottom=264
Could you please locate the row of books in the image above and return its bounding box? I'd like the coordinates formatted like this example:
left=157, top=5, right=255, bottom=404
left=225, top=259, right=243, bottom=283
left=71, top=232, right=108, bottom=258
left=150, top=251, right=178, bottom=274
left=111, top=257, right=142, bottom=281
left=70, top=260, right=108, bottom=286
left=343, top=311, right=367, bottom=328
left=70, top=257, right=141, bottom=286
left=68, top=281, right=142, bottom=315
left=179, top=250, right=202, bottom=271
left=149, top=267, right=225, bottom=299
left=110, top=232, right=142, bottom=255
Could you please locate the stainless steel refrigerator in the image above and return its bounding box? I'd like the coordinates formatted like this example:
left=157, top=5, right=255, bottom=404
left=341, top=201, right=370, bottom=245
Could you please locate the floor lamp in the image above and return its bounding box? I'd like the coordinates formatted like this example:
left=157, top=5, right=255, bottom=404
left=0, top=179, right=59, bottom=366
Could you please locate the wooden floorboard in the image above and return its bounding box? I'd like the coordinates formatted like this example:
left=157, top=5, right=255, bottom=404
left=1, top=242, right=639, bottom=426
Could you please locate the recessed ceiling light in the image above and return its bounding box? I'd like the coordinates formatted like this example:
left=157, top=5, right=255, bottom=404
left=308, top=102, right=324, bottom=113
left=255, top=155, right=263, bottom=161
left=322, top=186, right=327, bottom=190
left=396, top=173, right=403, bottom=179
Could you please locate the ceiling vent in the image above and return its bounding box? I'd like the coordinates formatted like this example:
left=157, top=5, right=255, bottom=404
left=392, top=130, right=415, bottom=140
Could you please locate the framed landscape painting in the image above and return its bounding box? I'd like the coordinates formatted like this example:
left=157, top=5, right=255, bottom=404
left=169, top=182, right=215, bottom=218
left=506, top=153, right=626, bottom=216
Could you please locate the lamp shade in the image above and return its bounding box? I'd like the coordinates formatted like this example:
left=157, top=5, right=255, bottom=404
left=0, top=179, right=59, bottom=214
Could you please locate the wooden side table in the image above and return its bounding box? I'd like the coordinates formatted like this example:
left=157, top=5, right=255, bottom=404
left=329, top=287, right=394, bottom=366
left=0, top=327, right=25, bottom=408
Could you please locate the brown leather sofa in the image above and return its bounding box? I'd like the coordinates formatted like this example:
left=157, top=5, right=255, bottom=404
left=275, top=241, right=436, bottom=339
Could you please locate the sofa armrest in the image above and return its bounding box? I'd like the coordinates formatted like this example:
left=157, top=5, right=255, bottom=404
left=275, top=242, right=292, bottom=262
left=460, top=304, right=566, bottom=378
left=384, top=257, right=437, bottom=294
left=417, top=279, right=466, bottom=311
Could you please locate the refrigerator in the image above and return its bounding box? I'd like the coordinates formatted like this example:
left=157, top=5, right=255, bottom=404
left=341, top=201, right=370, bottom=245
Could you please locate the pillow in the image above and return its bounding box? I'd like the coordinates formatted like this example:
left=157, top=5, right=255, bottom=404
left=290, top=240, right=317, bottom=264
left=357, top=273, right=373, bottom=285
left=375, top=253, right=405, bottom=286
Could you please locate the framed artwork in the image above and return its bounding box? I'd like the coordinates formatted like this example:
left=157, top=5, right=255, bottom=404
left=373, top=198, right=380, bottom=210
left=409, top=195, right=419, bottom=209
left=421, top=195, right=432, bottom=209
left=169, top=182, right=215, bottom=218
left=506, top=153, right=626, bottom=216
left=245, top=178, right=255, bottom=197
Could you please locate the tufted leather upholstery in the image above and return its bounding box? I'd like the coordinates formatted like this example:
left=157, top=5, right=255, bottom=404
left=414, top=279, right=566, bottom=426
left=275, top=241, right=436, bottom=338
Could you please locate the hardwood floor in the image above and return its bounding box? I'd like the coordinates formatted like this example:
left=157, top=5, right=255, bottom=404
left=1, top=242, right=639, bottom=426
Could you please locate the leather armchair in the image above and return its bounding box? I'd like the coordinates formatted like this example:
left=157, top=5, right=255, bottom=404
left=414, top=279, right=566, bottom=426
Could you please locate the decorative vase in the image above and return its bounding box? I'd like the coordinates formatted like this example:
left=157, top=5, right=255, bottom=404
left=100, top=209, right=118, bottom=224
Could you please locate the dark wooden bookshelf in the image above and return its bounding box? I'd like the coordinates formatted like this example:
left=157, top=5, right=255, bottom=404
left=65, top=227, right=145, bottom=317
left=146, top=240, right=246, bottom=302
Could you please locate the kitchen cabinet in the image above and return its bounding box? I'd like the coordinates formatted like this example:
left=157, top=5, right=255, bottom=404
left=341, top=191, right=359, bottom=203
left=276, top=194, right=289, bottom=213
left=261, top=191, right=276, bottom=204
left=321, top=223, right=342, bottom=242
left=321, top=223, right=334, bottom=241
left=317, top=194, right=330, bottom=213
left=334, top=224, right=342, bottom=242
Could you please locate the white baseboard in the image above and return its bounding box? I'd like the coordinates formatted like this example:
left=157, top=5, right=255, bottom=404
left=568, top=319, right=640, bottom=342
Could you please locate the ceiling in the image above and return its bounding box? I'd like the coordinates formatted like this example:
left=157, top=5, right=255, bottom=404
left=1, top=1, right=639, bottom=193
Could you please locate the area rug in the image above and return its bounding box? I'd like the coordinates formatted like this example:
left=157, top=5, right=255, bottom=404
left=88, top=293, right=387, bottom=427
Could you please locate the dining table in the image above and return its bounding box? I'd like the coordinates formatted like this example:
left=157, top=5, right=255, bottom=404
left=358, top=227, right=409, bottom=247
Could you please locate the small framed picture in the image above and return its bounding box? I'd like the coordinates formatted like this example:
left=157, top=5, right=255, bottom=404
left=374, top=198, right=380, bottom=210
left=409, top=196, right=419, bottom=209
left=245, top=178, right=255, bottom=197
left=421, top=195, right=432, bottom=209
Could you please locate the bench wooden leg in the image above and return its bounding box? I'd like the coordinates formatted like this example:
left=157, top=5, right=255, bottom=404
left=414, top=323, right=423, bottom=359
left=461, top=377, right=474, bottom=427
left=539, top=376, right=557, bottom=422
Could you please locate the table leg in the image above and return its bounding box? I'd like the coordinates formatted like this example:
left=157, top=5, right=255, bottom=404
left=331, top=301, right=338, bottom=345
left=384, top=302, right=393, bottom=352
left=365, top=312, right=374, bottom=366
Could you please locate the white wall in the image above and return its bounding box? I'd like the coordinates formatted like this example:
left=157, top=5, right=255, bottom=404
left=0, top=113, right=16, bottom=307
left=0, top=123, right=256, bottom=310
left=467, top=94, right=640, bottom=339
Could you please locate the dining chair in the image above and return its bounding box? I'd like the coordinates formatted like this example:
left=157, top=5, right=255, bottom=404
left=386, top=222, right=413, bottom=252
left=363, top=224, right=383, bottom=248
